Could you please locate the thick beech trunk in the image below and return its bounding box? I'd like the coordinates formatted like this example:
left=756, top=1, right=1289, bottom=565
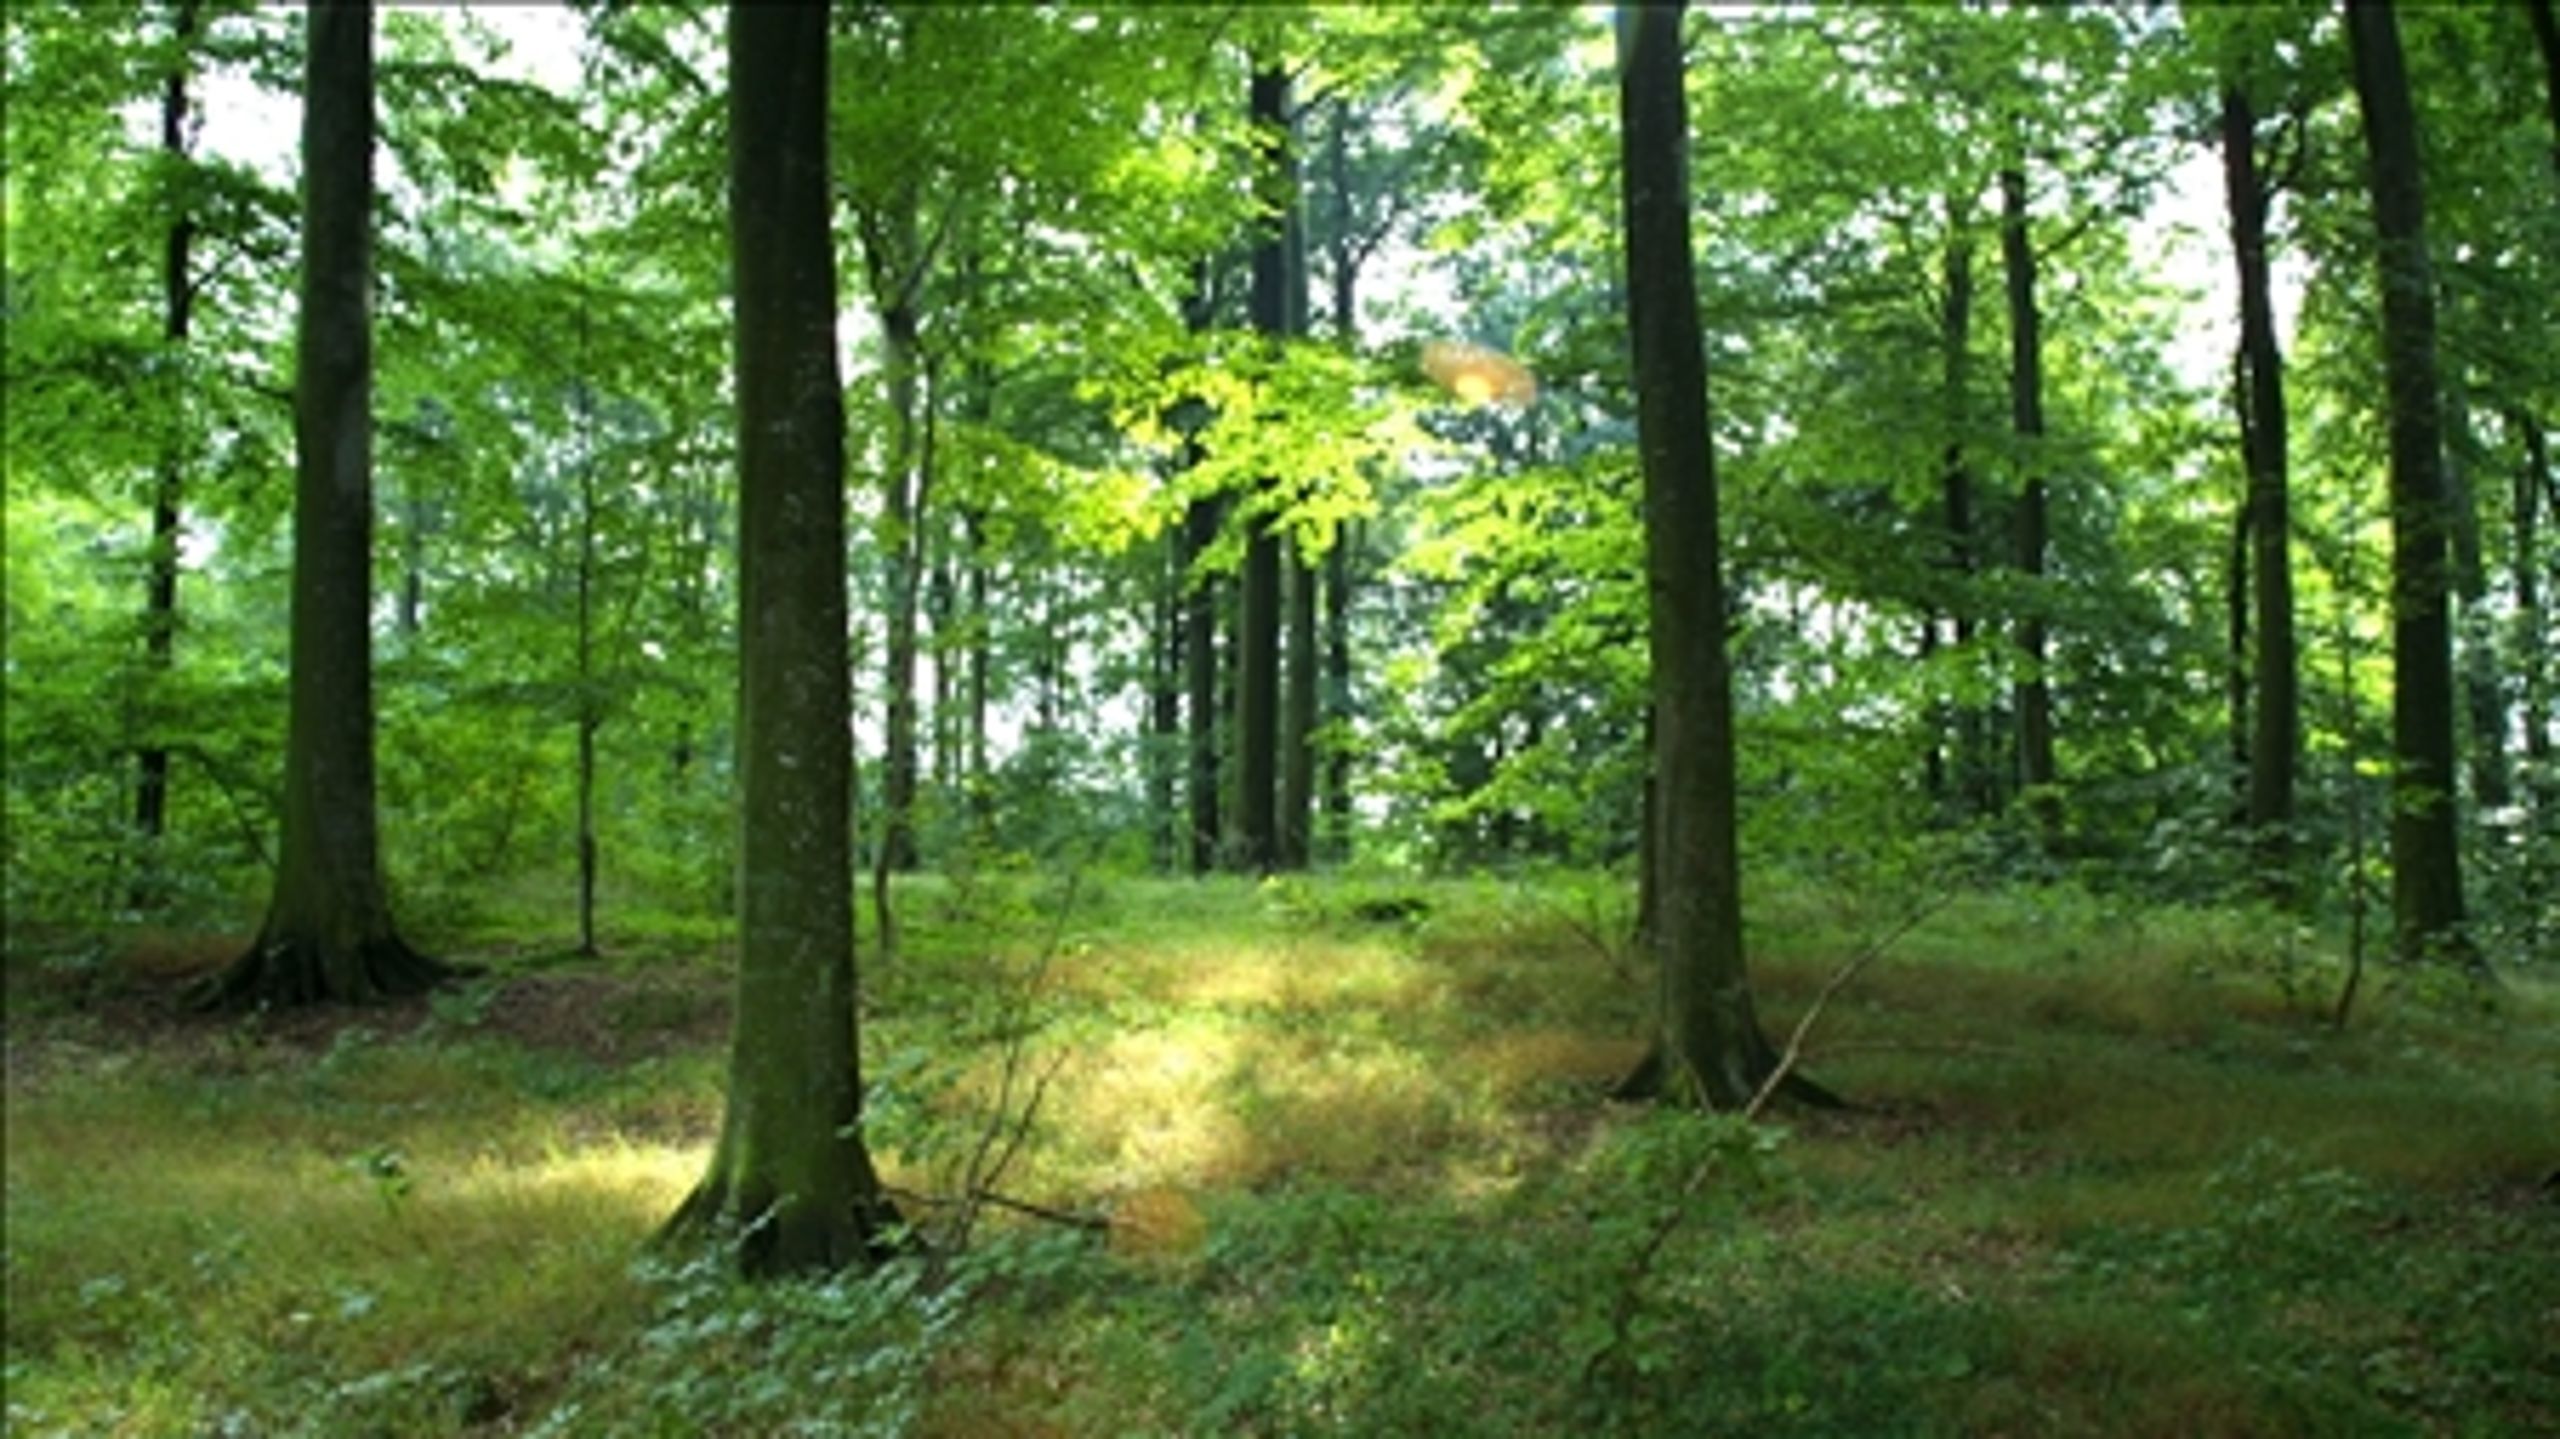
left=1614, top=3, right=1823, bottom=1111
left=665, top=1, right=896, bottom=1275
left=2345, top=0, right=2470, bottom=966
left=201, top=0, right=448, bottom=1008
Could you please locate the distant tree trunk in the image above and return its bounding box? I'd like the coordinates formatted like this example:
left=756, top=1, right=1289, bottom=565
left=1280, top=166, right=1317, bottom=871
left=1150, top=532, right=1183, bottom=872
left=2442, top=375, right=2511, bottom=811
left=200, top=0, right=447, bottom=1008
left=575, top=342, right=600, bottom=959
left=665, top=0, right=896, bottom=1276
left=2226, top=489, right=2252, bottom=827
left=965, top=507, right=991, bottom=824
left=1936, top=210, right=1989, bottom=818
left=1321, top=116, right=1363, bottom=861
left=877, top=297, right=926, bottom=875
left=2529, top=0, right=2560, bottom=175
left=1183, top=493, right=1223, bottom=874
left=2223, top=82, right=2298, bottom=886
left=2345, top=0, right=2471, bottom=966
left=2518, top=417, right=2552, bottom=781
left=2000, top=162, right=2059, bottom=846
left=1614, top=1, right=1822, bottom=1111
left=134, top=0, right=197, bottom=898
left=1235, top=63, right=1290, bottom=873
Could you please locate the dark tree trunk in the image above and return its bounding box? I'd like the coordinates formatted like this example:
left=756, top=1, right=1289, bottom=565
left=2222, top=82, right=2299, bottom=883
left=878, top=299, right=925, bottom=875
left=575, top=344, right=600, bottom=959
left=665, top=0, right=896, bottom=1276
left=1320, top=105, right=1364, bottom=859
left=200, top=0, right=447, bottom=1008
left=2528, top=0, right=2560, bottom=174
left=2227, top=492, right=2252, bottom=827
left=1150, top=531, right=1183, bottom=873
left=136, top=0, right=198, bottom=874
left=2519, top=417, right=2552, bottom=779
left=2443, top=378, right=2511, bottom=811
left=2345, top=0, right=2471, bottom=966
left=1235, top=64, right=1290, bottom=873
left=965, top=508, right=990, bottom=826
left=1937, top=212, right=1989, bottom=818
left=1999, top=163, right=2059, bottom=846
left=1279, top=158, right=1316, bottom=871
left=1183, top=494, right=1223, bottom=874
left=1614, top=2, right=1819, bottom=1111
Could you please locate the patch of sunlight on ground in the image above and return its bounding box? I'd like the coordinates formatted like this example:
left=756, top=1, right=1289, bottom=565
left=442, top=1136, right=701, bottom=1220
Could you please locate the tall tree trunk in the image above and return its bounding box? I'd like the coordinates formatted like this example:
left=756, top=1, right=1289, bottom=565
left=1150, top=532, right=1183, bottom=872
left=2528, top=0, right=2560, bottom=175
left=575, top=327, right=600, bottom=959
left=878, top=299, right=925, bottom=875
left=2222, top=82, right=2299, bottom=884
left=666, top=0, right=896, bottom=1275
left=201, top=0, right=446, bottom=1007
left=1320, top=116, right=1363, bottom=861
left=1279, top=159, right=1317, bottom=871
left=2442, top=374, right=2511, bottom=810
left=1614, top=2, right=1819, bottom=1111
left=1183, top=493, right=1223, bottom=874
left=1235, top=63, right=1290, bottom=873
left=1999, top=163, right=2059, bottom=846
left=2345, top=0, right=2471, bottom=966
left=965, top=507, right=990, bottom=827
left=135, top=0, right=198, bottom=881
left=1937, top=210, right=1988, bottom=818
left=2518, top=417, right=2552, bottom=780
left=2226, top=492, right=2252, bottom=827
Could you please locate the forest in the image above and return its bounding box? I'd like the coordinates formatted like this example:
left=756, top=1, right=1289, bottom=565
left=4, top=1, right=2556, bottom=1433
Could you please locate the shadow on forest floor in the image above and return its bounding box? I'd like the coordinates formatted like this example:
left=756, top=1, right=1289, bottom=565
left=5, top=874, right=2556, bottom=1436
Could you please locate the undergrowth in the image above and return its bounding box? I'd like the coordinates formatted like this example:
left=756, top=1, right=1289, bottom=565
left=4, top=874, right=2553, bottom=1436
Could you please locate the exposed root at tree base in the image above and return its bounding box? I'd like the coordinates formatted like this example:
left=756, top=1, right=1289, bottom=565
left=191, top=930, right=468, bottom=1011
left=1609, top=1042, right=1849, bottom=1112
left=658, top=1180, right=915, bottom=1278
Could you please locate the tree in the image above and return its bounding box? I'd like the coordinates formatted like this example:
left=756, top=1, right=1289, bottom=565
left=1614, top=2, right=1814, bottom=1109
left=2218, top=58, right=2299, bottom=889
left=662, top=0, right=897, bottom=1274
left=2343, top=0, right=2469, bottom=965
left=199, top=0, right=450, bottom=1008
left=1234, top=62, right=1291, bottom=873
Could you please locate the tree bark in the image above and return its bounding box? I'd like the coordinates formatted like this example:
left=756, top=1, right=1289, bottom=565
left=1235, top=63, right=1290, bottom=873
left=200, top=0, right=448, bottom=1008
left=135, top=0, right=198, bottom=877
left=2527, top=0, right=2560, bottom=176
left=877, top=296, right=925, bottom=875
left=664, top=0, right=896, bottom=1275
left=2345, top=0, right=2471, bottom=966
left=1614, top=2, right=1818, bottom=1111
left=1183, top=493, right=1223, bottom=874
left=2222, top=83, right=2299, bottom=884
left=1936, top=208, right=1990, bottom=819
left=1999, top=163, right=2059, bottom=847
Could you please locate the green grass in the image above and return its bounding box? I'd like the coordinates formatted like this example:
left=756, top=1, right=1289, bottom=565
left=6, top=874, right=2555, bottom=1435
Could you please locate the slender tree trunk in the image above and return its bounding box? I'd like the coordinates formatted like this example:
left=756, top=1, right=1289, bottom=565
left=1321, top=109, right=1362, bottom=860
left=666, top=0, right=896, bottom=1275
left=2223, top=82, right=2299, bottom=885
left=135, top=0, right=197, bottom=879
left=2519, top=418, right=2552, bottom=779
left=1614, top=1, right=1821, bottom=1111
left=1235, top=64, right=1290, bottom=873
left=878, top=300, right=925, bottom=875
left=2528, top=0, right=2560, bottom=176
left=201, top=0, right=447, bottom=1008
left=575, top=337, right=600, bottom=959
left=1937, top=213, right=1986, bottom=818
left=965, top=508, right=990, bottom=825
left=1183, top=494, right=1223, bottom=874
left=2443, top=375, right=2511, bottom=810
left=2345, top=0, right=2471, bottom=966
left=2227, top=493, right=2252, bottom=828
left=2000, top=163, right=2059, bottom=846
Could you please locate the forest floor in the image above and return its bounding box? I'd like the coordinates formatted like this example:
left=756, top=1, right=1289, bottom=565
left=5, top=872, right=2556, bottom=1436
